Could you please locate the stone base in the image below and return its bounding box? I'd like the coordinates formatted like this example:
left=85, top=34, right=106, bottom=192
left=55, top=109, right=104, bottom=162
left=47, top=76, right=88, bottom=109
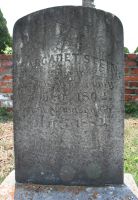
left=0, top=171, right=138, bottom=200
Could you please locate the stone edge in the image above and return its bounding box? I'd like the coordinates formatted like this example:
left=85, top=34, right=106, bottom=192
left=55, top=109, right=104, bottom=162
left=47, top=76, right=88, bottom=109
left=0, top=171, right=138, bottom=198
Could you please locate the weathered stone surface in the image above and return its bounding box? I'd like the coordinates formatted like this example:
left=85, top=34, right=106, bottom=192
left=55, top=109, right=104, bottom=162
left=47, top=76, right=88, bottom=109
left=82, top=0, right=95, bottom=8
left=13, top=6, right=124, bottom=186
left=0, top=171, right=138, bottom=200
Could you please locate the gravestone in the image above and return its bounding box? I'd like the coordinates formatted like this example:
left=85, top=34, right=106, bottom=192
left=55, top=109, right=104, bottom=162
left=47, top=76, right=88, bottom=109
left=82, top=0, right=95, bottom=8
left=13, top=4, right=124, bottom=186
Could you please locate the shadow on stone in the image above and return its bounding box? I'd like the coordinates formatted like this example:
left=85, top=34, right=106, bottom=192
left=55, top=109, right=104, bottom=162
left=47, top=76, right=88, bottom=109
left=0, top=171, right=138, bottom=199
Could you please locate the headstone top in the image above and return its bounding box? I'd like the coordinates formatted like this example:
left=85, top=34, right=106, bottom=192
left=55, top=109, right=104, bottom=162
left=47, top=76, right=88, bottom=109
left=82, top=0, right=95, bottom=8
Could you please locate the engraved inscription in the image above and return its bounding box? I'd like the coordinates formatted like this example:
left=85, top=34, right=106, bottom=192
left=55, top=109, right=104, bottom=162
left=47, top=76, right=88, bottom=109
left=14, top=6, right=124, bottom=186
left=26, top=53, right=121, bottom=80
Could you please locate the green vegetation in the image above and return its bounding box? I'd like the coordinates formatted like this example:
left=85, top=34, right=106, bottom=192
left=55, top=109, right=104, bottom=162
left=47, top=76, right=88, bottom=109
left=0, top=9, right=12, bottom=54
left=0, top=107, right=13, bottom=122
left=124, top=118, right=138, bottom=185
left=125, top=102, right=138, bottom=118
left=2, top=45, right=12, bottom=54
left=125, top=103, right=138, bottom=184
left=124, top=47, right=130, bottom=54
left=134, top=47, right=138, bottom=54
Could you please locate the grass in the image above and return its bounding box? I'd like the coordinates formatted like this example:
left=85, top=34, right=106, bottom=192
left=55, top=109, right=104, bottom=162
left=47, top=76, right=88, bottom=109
left=125, top=102, right=138, bottom=118
left=0, top=121, right=14, bottom=183
left=0, top=108, right=14, bottom=183
left=0, top=107, right=137, bottom=185
left=124, top=117, right=138, bottom=185
left=124, top=103, right=138, bottom=184
left=0, top=107, right=13, bottom=122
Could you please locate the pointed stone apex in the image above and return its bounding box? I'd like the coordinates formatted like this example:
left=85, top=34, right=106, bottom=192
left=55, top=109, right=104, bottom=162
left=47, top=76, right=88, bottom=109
left=82, top=0, right=95, bottom=8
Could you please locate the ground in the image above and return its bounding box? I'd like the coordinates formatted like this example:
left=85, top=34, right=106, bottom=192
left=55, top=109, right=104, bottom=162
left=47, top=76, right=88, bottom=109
left=124, top=118, right=138, bottom=185
left=0, top=122, right=14, bottom=183
left=0, top=118, right=138, bottom=185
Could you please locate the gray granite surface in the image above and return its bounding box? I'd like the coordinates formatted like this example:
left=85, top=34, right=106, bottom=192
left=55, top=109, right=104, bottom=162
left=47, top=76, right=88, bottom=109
left=13, top=6, right=124, bottom=186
